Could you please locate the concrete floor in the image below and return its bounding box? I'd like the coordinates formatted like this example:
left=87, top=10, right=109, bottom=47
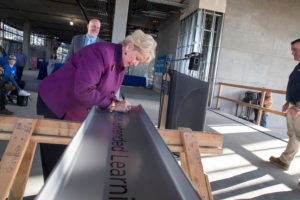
left=0, top=69, right=300, bottom=199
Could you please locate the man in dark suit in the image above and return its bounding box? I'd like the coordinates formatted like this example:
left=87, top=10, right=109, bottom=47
left=64, top=19, right=105, bottom=62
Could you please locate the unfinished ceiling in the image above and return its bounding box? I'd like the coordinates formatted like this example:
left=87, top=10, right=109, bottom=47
left=0, top=0, right=187, bottom=43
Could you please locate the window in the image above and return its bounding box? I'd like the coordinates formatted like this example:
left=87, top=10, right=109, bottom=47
left=0, top=22, right=2, bottom=44
left=175, top=9, right=223, bottom=82
left=1, top=22, right=23, bottom=42
left=56, top=43, right=69, bottom=63
left=30, top=34, right=46, bottom=46
left=175, top=9, right=224, bottom=107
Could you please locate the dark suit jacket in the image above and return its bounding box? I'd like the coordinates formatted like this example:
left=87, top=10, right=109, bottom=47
left=39, top=42, right=125, bottom=122
left=65, top=34, right=104, bottom=63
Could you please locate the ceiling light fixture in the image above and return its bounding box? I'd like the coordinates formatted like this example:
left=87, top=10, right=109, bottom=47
left=69, top=21, right=74, bottom=26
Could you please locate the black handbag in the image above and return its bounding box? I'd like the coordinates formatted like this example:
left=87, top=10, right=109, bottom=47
left=17, top=95, right=29, bottom=106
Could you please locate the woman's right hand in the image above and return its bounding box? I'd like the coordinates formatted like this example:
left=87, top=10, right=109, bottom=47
left=115, top=100, right=131, bottom=112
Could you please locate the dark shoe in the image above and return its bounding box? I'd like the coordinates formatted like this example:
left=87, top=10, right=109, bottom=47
left=0, top=108, right=13, bottom=115
left=269, top=156, right=289, bottom=170
left=4, top=84, right=15, bottom=91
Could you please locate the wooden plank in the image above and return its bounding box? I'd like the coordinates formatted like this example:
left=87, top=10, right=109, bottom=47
left=158, top=129, right=223, bottom=148
left=0, top=133, right=72, bottom=145
left=1, top=122, right=223, bottom=149
left=218, top=96, right=285, bottom=116
left=199, top=147, right=222, bottom=155
left=208, top=80, right=214, bottom=107
left=167, top=145, right=222, bottom=155
left=0, top=132, right=223, bottom=155
left=0, top=119, right=37, bottom=200
left=0, top=132, right=11, bottom=141
left=180, top=128, right=212, bottom=200
left=180, top=152, right=190, bottom=178
left=219, top=82, right=286, bottom=94
left=256, top=91, right=266, bottom=125
left=216, top=84, right=223, bottom=109
left=205, top=174, right=213, bottom=200
left=8, top=140, right=37, bottom=200
left=35, top=119, right=80, bottom=137
left=158, top=72, right=171, bottom=129
left=32, top=135, right=72, bottom=145
left=0, top=116, right=80, bottom=137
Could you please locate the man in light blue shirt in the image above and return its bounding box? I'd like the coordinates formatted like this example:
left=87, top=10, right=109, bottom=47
left=14, top=48, right=27, bottom=81
left=84, top=33, right=98, bottom=46
left=65, top=19, right=105, bottom=62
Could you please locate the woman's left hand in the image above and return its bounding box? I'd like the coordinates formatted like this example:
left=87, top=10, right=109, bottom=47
left=115, top=100, right=131, bottom=112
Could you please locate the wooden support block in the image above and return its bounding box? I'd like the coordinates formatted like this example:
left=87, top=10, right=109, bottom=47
left=9, top=140, right=37, bottom=200
left=180, top=128, right=212, bottom=200
left=0, top=119, right=37, bottom=200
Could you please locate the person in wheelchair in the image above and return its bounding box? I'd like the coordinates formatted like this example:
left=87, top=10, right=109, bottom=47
left=2, top=55, right=30, bottom=97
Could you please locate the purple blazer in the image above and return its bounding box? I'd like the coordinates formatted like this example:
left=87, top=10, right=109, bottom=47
left=38, top=42, right=125, bottom=122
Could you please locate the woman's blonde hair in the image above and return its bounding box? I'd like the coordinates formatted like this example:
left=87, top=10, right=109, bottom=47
left=122, top=30, right=157, bottom=64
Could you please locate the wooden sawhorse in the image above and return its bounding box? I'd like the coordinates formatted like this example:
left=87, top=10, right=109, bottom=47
left=0, top=116, right=223, bottom=200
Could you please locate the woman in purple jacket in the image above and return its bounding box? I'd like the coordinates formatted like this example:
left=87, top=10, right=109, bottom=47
left=37, top=30, right=157, bottom=180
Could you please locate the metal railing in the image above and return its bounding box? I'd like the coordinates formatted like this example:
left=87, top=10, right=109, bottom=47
left=216, top=82, right=286, bottom=125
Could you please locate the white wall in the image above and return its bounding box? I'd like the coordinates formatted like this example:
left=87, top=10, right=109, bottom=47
left=30, top=46, right=46, bottom=59
left=213, top=0, right=300, bottom=128
left=199, top=0, right=227, bottom=13
left=125, top=15, right=180, bottom=88
left=153, top=15, right=181, bottom=92
left=156, top=15, right=180, bottom=58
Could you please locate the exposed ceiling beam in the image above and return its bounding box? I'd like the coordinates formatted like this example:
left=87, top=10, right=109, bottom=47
left=141, top=10, right=170, bottom=19
left=146, top=0, right=187, bottom=8
left=0, top=7, right=82, bottom=21
left=45, top=0, right=77, bottom=6
left=75, top=0, right=89, bottom=22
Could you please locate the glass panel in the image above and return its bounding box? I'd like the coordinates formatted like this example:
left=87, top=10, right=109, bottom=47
left=56, top=44, right=69, bottom=63
left=205, top=14, right=213, bottom=30
left=199, top=45, right=209, bottom=79
left=213, top=15, right=223, bottom=47
left=30, top=34, right=46, bottom=46
left=175, top=9, right=223, bottom=78
left=203, top=31, right=211, bottom=46
left=2, top=23, right=23, bottom=42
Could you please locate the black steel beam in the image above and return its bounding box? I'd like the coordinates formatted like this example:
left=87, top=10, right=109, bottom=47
left=36, top=106, right=202, bottom=200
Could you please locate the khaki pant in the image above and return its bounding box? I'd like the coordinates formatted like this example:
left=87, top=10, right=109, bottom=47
left=279, top=103, right=300, bottom=164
